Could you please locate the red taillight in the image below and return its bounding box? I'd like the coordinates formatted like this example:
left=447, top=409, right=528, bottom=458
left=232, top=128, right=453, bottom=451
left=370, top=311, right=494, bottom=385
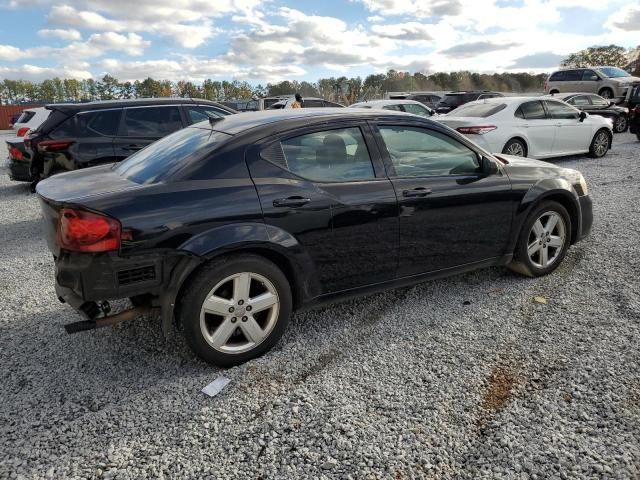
left=456, top=125, right=497, bottom=135
left=8, top=147, right=23, bottom=161
left=17, top=127, right=29, bottom=137
left=38, top=139, right=74, bottom=152
left=57, top=208, right=121, bottom=253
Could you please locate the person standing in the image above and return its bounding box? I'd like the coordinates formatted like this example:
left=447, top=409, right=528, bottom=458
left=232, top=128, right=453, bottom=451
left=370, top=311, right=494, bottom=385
left=291, top=93, right=303, bottom=108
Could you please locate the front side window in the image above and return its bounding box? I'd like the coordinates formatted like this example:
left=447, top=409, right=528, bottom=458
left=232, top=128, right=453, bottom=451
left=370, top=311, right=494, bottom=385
left=280, top=127, right=375, bottom=182
left=545, top=101, right=579, bottom=120
left=582, top=69, right=598, bottom=81
left=517, top=101, right=547, bottom=120
left=402, top=103, right=432, bottom=117
left=187, top=105, right=229, bottom=123
left=382, top=104, right=404, bottom=112
left=123, top=106, right=183, bottom=137
left=567, top=96, right=590, bottom=106
left=378, top=126, right=480, bottom=177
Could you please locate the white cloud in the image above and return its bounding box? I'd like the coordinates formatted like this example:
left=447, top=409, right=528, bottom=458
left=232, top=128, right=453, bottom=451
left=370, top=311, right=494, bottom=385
left=0, top=64, right=93, bottom=81
left=37, top=28, right=82, bottom=41
left=370, top=22, right=433, bottom=41
left=358, top=0, right=462, bottom=18
left=606, top=5, right=640, bottom=31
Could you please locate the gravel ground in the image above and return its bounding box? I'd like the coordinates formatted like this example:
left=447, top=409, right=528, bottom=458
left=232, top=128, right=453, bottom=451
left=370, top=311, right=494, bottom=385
left=0, top=130, right=639, bottom=479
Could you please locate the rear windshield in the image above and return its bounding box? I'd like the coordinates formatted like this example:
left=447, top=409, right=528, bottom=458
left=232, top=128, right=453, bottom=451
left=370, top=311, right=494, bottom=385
left=115, top=127, right=231, bottom=184
left=440, top=94, right=469, bottom=106
left=448, top=103, right=506, bottom=117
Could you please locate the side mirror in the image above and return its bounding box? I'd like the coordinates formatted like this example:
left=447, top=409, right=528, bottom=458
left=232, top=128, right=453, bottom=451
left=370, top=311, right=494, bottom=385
left=579, top=111, right=587, bottom=122
left=481, top=156, right=499, bottom=175
left=589, top=75, right=599, bottom=81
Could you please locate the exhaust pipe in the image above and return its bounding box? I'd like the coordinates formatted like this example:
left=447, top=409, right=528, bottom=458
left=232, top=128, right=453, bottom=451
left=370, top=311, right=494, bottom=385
left=64, top=306, right=157, bottom=334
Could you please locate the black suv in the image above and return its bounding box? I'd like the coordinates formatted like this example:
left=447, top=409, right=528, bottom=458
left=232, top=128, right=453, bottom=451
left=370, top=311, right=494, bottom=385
left=435, top=91, right=504, bottom=114
left=25, top=98, right=235, bottom=184
left=625, top=83, right=640, bottom=141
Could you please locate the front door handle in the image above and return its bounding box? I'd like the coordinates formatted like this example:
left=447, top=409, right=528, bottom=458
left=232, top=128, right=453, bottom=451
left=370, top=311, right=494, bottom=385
left=402, top=187, right=432, bottom=198
left=273, top=196, right=311, bottom=208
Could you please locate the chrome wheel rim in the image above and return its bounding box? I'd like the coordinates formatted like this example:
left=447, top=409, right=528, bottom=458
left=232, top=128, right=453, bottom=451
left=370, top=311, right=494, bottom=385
left=600, top=90, right=612, bottom=99
left=527, top=211, right=566, bottom=269
left=594, top=132, right=608, bottom=156
left=615, top=116, right=627, bottom=132
left=199, top=272, right=279, bottom=354
left=506, top=141, right=524, bottom=156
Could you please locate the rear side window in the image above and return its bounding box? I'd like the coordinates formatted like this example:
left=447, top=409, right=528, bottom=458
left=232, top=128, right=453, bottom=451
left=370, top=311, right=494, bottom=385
left=565, top=70, right=582, bottom=81
left=280, top=127, right=375, bottom=182
left=590, top=95, right=609, bottom=107
left=303, top=100, right=324, bottom=108
left=567, top=96, right=590, bottom=106
left=50, top=109, right=122, bottom=139
left=115, top=127, right=231, bottom=184
left=123, top=106, right=183, bottom=137
left=449, top=103, right=506, bottom=117
left=549, top=71, right=565, bottom=81
left=516, top=101, right=547, bottom=120
left=383, top=104, right=404, bottom=112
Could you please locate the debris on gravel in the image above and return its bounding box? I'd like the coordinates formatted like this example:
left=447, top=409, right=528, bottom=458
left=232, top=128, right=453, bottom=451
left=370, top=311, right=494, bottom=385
left=0, top=131, right=639, bottom=479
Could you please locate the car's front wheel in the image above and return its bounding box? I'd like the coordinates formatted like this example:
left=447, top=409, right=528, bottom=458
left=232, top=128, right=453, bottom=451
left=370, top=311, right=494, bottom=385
left=598, top=88, right=613, bottom=99
left=180, top=254, right=292, bottom=367
left=613, top=114, right=628, bottom=133
left=502, top=138, right=527, bottom=157
left=509, top=201, right=571, bottom=277
left=588, top=129, right=610, bottom=158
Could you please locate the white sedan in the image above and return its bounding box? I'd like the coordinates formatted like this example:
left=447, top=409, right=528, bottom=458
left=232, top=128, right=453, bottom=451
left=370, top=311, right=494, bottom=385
left=437, top=97, right=613, bottom=159
left=349, top=99, right=435, bottom=117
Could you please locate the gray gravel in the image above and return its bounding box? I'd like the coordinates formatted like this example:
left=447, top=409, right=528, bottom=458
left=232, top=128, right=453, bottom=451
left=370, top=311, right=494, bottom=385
left=0, top=130, right=639, bottom=479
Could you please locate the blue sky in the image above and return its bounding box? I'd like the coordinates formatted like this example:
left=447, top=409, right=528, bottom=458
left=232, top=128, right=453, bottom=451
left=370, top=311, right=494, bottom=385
left=0, top=0, right=638, bottom=83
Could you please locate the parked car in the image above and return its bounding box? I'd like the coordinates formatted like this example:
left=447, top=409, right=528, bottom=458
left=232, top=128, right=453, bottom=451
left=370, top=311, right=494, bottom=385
left=24, top=98, right=235, bottom=184
left=437, top=97, right=612, bottom=159
left=545, top=66, right=640, bottom=100
left=6, top=136, right=32, bottom=181
left=12, top=107, right=50, bottom=137
left=221, top=99, right=259, bottom=112
left=550, top=92, right=629, bottom=133
left=268, top=97, right=345, bottom=109
left=435, top=91, right=504, bottom=114
left=37, top=108, right=592, bottom=366
left=626, top=83, right=640, bottom=141
left=349, top=99, right=435, bottom=117
left=386, top=92, right=441, bottom=109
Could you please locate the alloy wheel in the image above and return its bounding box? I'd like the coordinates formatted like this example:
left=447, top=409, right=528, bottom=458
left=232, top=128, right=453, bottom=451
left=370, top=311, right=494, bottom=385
left=614, top=116, right=627, bottom=133
left=594, top=132, right=609, bottom=157
left=199, top=272, right=279, bottom=354
left=527, top=211, right=566, bottom=269
left=506, top=141, right=525, bottom=156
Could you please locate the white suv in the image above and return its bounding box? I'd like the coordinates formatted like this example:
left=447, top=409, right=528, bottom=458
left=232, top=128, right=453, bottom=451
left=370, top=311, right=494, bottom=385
left=545, top=66, right=640, bottom=99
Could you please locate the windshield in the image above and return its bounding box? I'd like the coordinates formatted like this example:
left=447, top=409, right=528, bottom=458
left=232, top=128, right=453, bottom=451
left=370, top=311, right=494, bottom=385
left=115, top=126, right=231, bottom=184
left=598, top=67, right=631, bottom=78
left=448, top=103, right=506, bottom=117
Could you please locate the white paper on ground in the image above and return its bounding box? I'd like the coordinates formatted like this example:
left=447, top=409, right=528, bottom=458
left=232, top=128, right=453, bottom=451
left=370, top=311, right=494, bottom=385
left=202, top=376, right=231, bottom=397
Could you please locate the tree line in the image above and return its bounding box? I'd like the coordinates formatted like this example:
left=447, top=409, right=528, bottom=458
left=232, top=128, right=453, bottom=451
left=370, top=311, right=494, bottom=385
left=2, top=45, right=637, bottom=105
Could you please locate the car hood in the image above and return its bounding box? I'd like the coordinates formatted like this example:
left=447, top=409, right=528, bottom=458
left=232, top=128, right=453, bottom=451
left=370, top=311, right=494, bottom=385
left=495, top=154, right=583, bottom=184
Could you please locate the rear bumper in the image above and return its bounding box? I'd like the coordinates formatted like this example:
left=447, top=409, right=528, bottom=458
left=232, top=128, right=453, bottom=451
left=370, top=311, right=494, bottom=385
left=8, top=159, right=32, bottom=182
left=576, top=195, right=593, bottom=242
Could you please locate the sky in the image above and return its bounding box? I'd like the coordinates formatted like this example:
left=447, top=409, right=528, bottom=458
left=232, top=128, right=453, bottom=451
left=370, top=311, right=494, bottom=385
left=0, top=0, right=639, bottom=83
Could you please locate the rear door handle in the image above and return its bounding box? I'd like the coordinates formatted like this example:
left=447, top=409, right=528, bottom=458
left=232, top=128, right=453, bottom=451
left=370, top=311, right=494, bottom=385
left=402, top=187, right=432, bottom=198
left=273, top=196, right=311, bottom=208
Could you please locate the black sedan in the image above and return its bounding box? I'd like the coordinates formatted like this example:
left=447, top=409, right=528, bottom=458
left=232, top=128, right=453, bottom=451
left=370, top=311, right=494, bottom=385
left=37, top=109, right=593, bottom=366
left=553, top=93, right=629, bottom=133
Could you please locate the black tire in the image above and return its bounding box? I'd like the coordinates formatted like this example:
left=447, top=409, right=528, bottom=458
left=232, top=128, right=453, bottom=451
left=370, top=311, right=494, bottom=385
left=549, top=89, right=559, bottom=95
left=130, top=294, right=153, bottom=307
left=180, top=254, right=292, bottom=367
left=598, top=87, right=613, bottom=99
left=588, top=129, right=611, bottom=158
left=637, top=132, right=640, bottom=142
left=509, top=201, right=572, bottom=278
left=613, top=114, right=628, bottom=133
left=502, top=138, right=527, bottom=157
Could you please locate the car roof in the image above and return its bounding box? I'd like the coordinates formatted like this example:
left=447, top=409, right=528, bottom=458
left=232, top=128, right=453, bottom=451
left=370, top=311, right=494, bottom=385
left=45, top=97, right=230, bottom=114
left=198, top=108, right=420, bottom=135
left=350, top=99, right=427, bottom=107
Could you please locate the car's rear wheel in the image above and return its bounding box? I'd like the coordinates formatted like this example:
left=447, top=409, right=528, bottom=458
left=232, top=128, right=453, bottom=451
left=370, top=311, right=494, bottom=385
left=613, top=114, right=628, bottom=133
left=509, top=201, right=571, bottom=277
left=180, top=254, right=292, bottom=367
left=549, top=89, right=559, bottom=95
left=598, top=88, right=613, bottom=99
left=502, top=138, right=527, bottom=157
left=588, top=129, right=610, bottom=158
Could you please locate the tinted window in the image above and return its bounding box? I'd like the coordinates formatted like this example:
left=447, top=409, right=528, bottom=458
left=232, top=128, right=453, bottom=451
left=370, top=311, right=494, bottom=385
left=382, top=104, right=404, bottom=112
left=598, top=67, right=630, bottom=78
left=518, top=101, right=547, bottom=120
left=565, top=70, right=582, bottom=81
left=378, top=126, right=480, bottom=177
left=440, top=94, right=466, bottom=106
left=17, top=111, right=35, bottom=123
left=549, top=71, right=565, bottom=81
left=280, top=127, right=375, bottom=182
left=402, top=103, right=432, bottom=117
left=582, top=70, right=598, bottom=81
left=589, top=95, right=609, bottom=107
left=115, top=127, right=231, bottom=184
left=263, top=98, right=281, bottom=109
left=186, top=105, right=228, bottom=123
left=123, top=106, right=183, bottom=137
left=85, top=110, right=121, bottom=136
left=303, top=100, right=324, bottom=108
left=545, top=101, right=579, bottom=120
left=50, top=109, right=122, bottom=138
left=567, top=95, right=590, bottom=106
left=449, top=103, right=506, bottom=117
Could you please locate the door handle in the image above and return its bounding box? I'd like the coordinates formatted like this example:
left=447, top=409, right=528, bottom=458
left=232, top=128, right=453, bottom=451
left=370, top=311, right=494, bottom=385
left=273, top=196, right=311, bottom=208
left=402, top=187, right=432, bottom=198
